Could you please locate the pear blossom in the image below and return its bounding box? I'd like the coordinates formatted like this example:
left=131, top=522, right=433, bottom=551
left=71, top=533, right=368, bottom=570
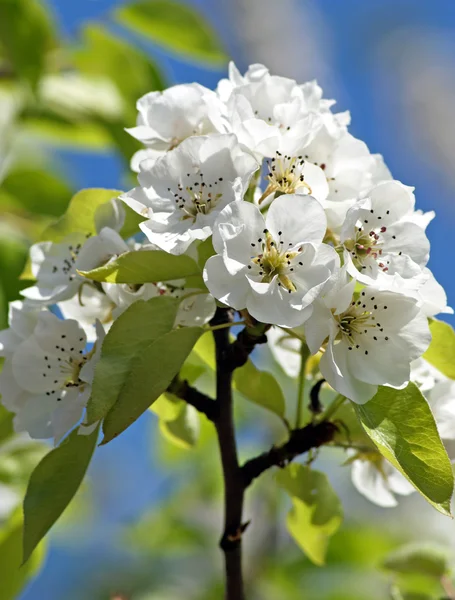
left=126, top=83, right=228, bottom=171
left=21, top=228, right=129, bottom=306
left=122, top=134, right=259, bottom=255
left=103, top=280, right=216, bottom=327
left=350, top=452, right=415, bottom=507
left=266, top=326, right=303, bottom=378
left=0, top=310, right=104, bottom=444
left=340, top=181, right=430, bottom=284
left=304, top=269, right=431, bottom=403
left=204, top=194, right=339, bottom=328
left=58, top=285, right=115, bottom=342
left=216, top=62, right=270, bottom=102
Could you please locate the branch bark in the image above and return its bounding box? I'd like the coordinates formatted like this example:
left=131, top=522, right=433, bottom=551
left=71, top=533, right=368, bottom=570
left=168, top=379, right=217, bottom=422
left=212, top=308, right=246, bottom=600
left=240, top=421, right=339, bottom=489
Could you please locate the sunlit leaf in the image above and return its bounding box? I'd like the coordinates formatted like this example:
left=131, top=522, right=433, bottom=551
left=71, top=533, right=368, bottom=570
left=234, top=359, right=285, bottom=418
left=0, top=510, right=46, bottom=600
left=424, top=319, right=455, bottom=379
left=115, top=0, right=228, bottom=65
left=23, top=425, right=99, bottom=562
left=0, top=0, right=55, bottom=89
left=87, top=296, right=179, bottom=424
left=80, top=250, right=200, bottom=283
left=276, top=464, right=343, bottom=566
left=382, top=542, right=451, bottom=579
left=354, top=383, right=454, bottom=516
left=101, top=326, right=203, bottom=444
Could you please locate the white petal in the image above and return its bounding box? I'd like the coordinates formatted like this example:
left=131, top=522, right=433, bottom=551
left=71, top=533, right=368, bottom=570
left=203, top=255, right=249, bottom=310
left=266, top=194, right=327, bottom=246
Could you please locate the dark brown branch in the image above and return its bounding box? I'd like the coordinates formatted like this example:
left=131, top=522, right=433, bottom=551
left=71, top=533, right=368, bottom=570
left=168, top=379, right=218, bottom=422
left=226, top=325, right=268, bottom=371
left=212, top=307, right=246, bottom=600
left=240, top=421, right=339, bottom=489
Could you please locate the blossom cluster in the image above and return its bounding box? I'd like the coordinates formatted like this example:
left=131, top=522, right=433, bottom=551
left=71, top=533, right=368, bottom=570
left=0, top=63, right=453, bottom=507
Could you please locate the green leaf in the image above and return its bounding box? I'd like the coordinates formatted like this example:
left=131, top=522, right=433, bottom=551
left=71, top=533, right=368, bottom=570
left=79, top=249, right=200, bottom=283
left=0, top=233, right=29, bottom=327
left=0, top=510, right=46, bottom=600
left=193, top=331, right=216, bottom=371
left=159, top=404, right=200, bottom=449
left=0, top=0, right=55, bottom=89
left=354, top=383, right=454, bottom=516
left=1, top=167, right=73, bottom=217
left=39, top=188, right=123, bottom=242
left=74, top=24, right=165, bottom=115
left=233, top=359, right=285, bottom=418
left=22, top=425, right=99, bottom=563
left=115, top=0, right=228, bottom=65
left=424, top=319, right=455, bottom=379
left=276, top=464, right=343, bottom=566
left=0, top=404, right=14, bottom=444
left=152, top=392, right=201, bottom=449
left=87, top=296, right=179, bottom=424
left=382, top=542, right=451, bottom=579
left=101, top=327, right=203, bottom=444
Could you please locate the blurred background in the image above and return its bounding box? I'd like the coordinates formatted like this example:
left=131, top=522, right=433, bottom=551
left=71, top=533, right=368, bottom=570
left=1, top=1, right=455, bottom=599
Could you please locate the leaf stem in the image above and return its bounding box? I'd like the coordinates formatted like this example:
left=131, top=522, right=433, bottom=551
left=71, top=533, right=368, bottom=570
left=295, top=342, right=310, bottom=428
left=206, top=320, right=246, bottom=332
left=319, top=394, right=346, bottom=422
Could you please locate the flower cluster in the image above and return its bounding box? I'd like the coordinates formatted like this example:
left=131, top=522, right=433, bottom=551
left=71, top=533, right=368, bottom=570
left=0, top=62, right=451, bottom=466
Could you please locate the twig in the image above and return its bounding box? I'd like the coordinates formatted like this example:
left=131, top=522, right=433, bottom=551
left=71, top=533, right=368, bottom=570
left=168, top=379, right=218, bottom=422
left=212, top=307, right=246, bottom=600
left=240, top=421, right=339, bottom=489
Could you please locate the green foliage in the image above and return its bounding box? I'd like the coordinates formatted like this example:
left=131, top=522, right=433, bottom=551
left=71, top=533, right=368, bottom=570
left=276, top=463, right=343, bottom=566
left=1, top=167, right=73, bottom=217
left=0, top=510, right=46, bottom=600
left=115, top=0, right=228, bottom=65
left=0, top=438, right=46, bottom=487
left=0, top=233, right=29, bottom=328
left=424, top=319, right=455, bottom=379
left=354, top=383, right=454, bottom=516
left=0, top=0, right=55, bottom=89
left=102, top=326, right=203, bottom=444
left=74, top=24, right=165, bottom=117
left=159, top=401, right=200, bottom=449
left=87, top=296, right=179, bottom=424
left=38, top=188, right=123, bottom=243
left=233, top=359, right=286, bottom=419
left=80, top=249, right=200, bottom=283
left=382, top=543, right=451, bottom=579
left=0, top=405, right=14, bottom=444
left=22, top=425, right=99, bottom=563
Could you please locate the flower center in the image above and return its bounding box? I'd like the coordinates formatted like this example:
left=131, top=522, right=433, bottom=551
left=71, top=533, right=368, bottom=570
left=343, top=222, right=389, bottom=272
left=259, top=152, right=312, bottom=204
left=169, top=172, right=224, bottom=221
left=336, top=305, right=375, bottom=345
left=51, top=242, right=83, bottom=282
left=249, top=229, right=303, bottom=293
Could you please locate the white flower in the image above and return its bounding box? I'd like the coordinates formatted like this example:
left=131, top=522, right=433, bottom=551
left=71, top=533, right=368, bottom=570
left=0, top=310, right=104, bottom=444
left=376, top=267, right=452, bottom=318
left=217, top=62, right=270, bottom=102
left=226, top=72, right=324, bottom=157
left=340, top=181, right=430, bottom=284
left=0, top=301, right=42, bottom=357
left=122, top=134, right=259, bottom=255
left=21, top=228, right=129, bottom=306
left=203, top=194, right=339, bottom=328
left=305, top=269, right=431, bottom=403
left=266, top=326, right=303, bottom=378
left=103, top=279, right=216, bottom=327
left=411, top=357, right=447, bottom=393
left=350, top=452, right=415, bottom=507
left=58, top=285, right=115, bottom=342
left=126, top=83, right=227, bottom=171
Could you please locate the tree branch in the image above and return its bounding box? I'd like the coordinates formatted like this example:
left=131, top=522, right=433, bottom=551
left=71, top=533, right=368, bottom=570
left=240, top=421, right=339, bottom=489
left=226, top=323, right=268, bottom=371
left=212, top=307, right=246, bottom=600
left=168, top=379, right=218, bottom=422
